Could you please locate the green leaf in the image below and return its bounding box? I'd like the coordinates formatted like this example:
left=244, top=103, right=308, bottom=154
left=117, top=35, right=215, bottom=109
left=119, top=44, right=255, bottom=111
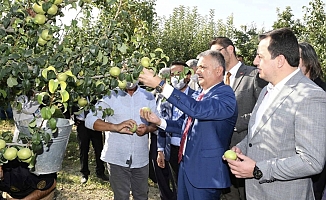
left=37, top=92, right=49, bottom=105
left=7, top=76, right=18, bottom=87
left=23, top=49, right=33, bottom=58
left=48, top=79, right=58, bottom=94
left=28, top=118, right=37, bottom=128
left=41, top=107, right=52, bottom=120
left=89, top=45, right=99, bottom=56
left=50, top=106, right=56, bottom=115
left=41, top=69, right=48, bottom=79
left=59, top=81, right=67, bottom=90
left=0, top=89, right=7, bottom=98
left=102, top=56, right=109, bottom=66
left=60, top=90, right=69, bottom=103
left=117, top=43, right=128, bottom=54
left=8, top=53, right=20, bottom=60
left=43, top=132, right=51, bottom=144
left=48, top=118, right=57, bottom=130
left=97, top=50, right=103, bottom=61
left=154, top=48, right=163, bottom=53
left=150, top=53, right=155, bottom=58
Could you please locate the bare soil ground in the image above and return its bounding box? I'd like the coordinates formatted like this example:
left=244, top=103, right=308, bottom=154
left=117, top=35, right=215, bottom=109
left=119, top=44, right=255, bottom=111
left=54, top=131, right=160, bottom=200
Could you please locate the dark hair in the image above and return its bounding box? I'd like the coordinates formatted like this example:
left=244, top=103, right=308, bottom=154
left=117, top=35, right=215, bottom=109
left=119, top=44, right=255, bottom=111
left=170, top=61, right=189, bottom=68
left=170, top=61, right=191, bottom=75
left=258, top=28, right=299, bottom=67
left=197, top=50, right=226, bottom=75
left=209, top=36, right=237, bottom=56
left=299, top=42, right=323, bottom=80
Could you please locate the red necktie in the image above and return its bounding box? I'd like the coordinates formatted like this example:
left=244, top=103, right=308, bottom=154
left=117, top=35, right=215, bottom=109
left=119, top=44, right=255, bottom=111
left=178, top=93, right=205, bottom=163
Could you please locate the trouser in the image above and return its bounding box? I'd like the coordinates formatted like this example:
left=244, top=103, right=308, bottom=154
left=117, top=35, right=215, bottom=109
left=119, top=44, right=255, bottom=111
left=220, top=172, right=246, bottom=200
left=76, top=121, right=105, bottom=176
left=312, top=164, right=326, bottom=200
left=109, top=163, right=149, bottom=200
left=178, top=161, right=222, bottom=200
left=169, top=144, right=180, bottom=182
left=149, top=133, right=157, bottom=183
left=4, top=189, right=55, bottom=200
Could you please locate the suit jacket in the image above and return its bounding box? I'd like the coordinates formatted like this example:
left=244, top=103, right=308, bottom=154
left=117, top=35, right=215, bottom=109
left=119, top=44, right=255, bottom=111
left=157, top=87, right=195, bottom=161
left=230, top=64, right=267, bottom=147
left=237, top=71, right=326, bottom=200
left=165, top=82, right=238, bottom=188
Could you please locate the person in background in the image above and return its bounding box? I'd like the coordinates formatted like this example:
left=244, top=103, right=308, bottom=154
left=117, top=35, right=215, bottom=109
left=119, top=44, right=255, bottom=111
left=74, top=108, right=109, bottom=184
left=139, top=50, right=238, bottom=200
left=186, top=59, right=200, bottom=91
left=0, top=104, right=13, bottom=120
left=299, top=42, right=326, bottom=200
left=210, top=36, right=267, bottom=200
left=154, top=61, right=195, bottom=200
left=225, top=28, right=326, bottom=200
left=0, top=160, right=56, bottom=200
left=237, top=55, right=244, bottom=63
left=85, top=80, right=158, bottom=200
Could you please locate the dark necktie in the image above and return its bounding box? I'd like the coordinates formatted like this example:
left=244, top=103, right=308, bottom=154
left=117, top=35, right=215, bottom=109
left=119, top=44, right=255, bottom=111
left=178, top=93, right=205, bottom=163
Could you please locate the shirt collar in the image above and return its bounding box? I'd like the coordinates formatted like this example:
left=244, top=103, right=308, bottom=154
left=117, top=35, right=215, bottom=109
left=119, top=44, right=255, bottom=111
left=202, top=81, right=222, bottom=94
left=267, top=68, right=300, bottom=92
left=228, top=61, right=242, bottom=76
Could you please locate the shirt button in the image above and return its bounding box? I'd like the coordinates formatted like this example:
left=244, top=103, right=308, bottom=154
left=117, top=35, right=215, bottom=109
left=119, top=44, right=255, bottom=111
left=249, top=143, right=252, bottom=147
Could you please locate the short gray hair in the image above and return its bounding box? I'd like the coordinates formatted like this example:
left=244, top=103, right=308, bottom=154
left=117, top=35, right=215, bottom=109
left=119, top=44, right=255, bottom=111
left=197, top=50, right=226, bottom=75
left=186, top=59, right=198, bottom=69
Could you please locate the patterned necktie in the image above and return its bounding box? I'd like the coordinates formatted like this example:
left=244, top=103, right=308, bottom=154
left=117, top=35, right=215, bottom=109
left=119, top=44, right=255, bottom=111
left=178, top=93, right=205, bottom=163
left=225, top=72, right=231, bottom=85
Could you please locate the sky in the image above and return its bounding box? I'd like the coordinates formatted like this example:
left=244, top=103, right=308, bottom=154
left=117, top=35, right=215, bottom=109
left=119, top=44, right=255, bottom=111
left=154, top=0, right=311, bottom=29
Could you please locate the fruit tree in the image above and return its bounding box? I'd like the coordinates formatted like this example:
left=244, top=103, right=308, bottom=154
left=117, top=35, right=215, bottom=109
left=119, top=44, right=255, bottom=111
left=0, top=0, right=168, bottom=169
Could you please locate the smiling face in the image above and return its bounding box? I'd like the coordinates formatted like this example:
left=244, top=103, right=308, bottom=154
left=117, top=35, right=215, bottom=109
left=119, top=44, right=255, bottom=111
left=196, top=55, right=223, bottom=90
left=253, top=37, right=278, bottom=84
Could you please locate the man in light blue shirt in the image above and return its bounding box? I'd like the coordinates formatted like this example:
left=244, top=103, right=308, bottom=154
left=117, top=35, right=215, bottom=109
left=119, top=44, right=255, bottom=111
left=85, top=81, right=158, bottom=200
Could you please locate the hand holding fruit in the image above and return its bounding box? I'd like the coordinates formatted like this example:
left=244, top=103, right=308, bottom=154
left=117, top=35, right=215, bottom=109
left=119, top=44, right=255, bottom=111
left=115, top=119, right=137, bottom=134
left=224, top=150, right=237, bottom=160
left=134, top=124, right=148, bottom=136
left=140, top=107, right=160, bottom=125
left=138, top=68, right=162, bottom=89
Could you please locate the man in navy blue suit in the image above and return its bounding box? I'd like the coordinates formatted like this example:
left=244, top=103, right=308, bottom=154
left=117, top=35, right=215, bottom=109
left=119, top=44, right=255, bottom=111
left=139, top=50, right=238, bottom=200
left=154, top=61, right=195, bottom=200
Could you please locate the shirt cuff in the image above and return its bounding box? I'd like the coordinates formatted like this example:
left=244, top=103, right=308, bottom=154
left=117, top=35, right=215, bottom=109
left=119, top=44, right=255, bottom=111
left=85, top=114, right=98, bottom=130
left=158, top=119, right=167, bottom=130
left=161, top=83, right=174, bottom=99
left=157, top=148, right=164, bottom=152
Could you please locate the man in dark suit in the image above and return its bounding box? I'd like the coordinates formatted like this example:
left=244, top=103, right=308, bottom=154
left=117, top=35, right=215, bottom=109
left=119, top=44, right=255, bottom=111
left=210, top=37, right=267, bottom=200
left=155, top=61, right=195, bottom=200
left=139, top=50, right=238, bottom=200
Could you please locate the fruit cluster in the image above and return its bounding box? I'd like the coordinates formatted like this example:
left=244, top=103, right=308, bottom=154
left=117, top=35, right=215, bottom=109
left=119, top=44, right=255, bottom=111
left=31, top=0, right=63, bottom=46
left=0, top=139, right=34, bottom=164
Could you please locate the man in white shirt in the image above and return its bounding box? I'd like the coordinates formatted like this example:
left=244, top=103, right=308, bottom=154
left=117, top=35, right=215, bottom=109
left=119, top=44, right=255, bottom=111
left=224, top=28, right=326, bottom=200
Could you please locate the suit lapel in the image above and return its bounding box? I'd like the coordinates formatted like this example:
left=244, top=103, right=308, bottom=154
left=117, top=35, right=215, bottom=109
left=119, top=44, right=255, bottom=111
left=233, top=64, right=247, bottom=91
left=248, top=87, right=266, bottom=137
left=252, top=86, right=293, bottom=138
left=250, top=71, right=304, bottom=139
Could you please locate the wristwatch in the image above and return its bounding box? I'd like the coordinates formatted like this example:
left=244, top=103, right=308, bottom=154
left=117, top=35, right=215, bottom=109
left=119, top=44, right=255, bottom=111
left=253, top=165, right=263, bottom=180
left=155, top=80, right=165, bottom=93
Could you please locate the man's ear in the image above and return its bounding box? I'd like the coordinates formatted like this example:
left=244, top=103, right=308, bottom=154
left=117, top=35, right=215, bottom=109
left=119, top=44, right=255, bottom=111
left=217, top=66, right=224, bottom=75
left=277, top=55, right=286, bottom=68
